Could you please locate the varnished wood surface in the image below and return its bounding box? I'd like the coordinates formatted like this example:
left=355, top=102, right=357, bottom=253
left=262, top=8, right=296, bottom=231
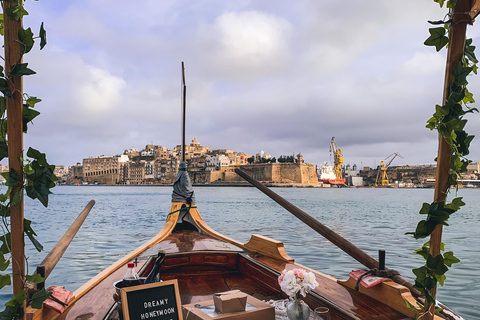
left=247, top=254, right=411, bottom=320
left=141, top=230, right=243, bottom=257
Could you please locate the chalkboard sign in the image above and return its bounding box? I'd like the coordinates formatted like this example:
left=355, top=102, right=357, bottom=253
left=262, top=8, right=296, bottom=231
left=120, top=279, right=183, bottom=320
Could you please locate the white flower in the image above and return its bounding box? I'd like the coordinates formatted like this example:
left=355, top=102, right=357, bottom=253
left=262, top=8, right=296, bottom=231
left=280, top=270, right=301, bottom=297
left=278, top=268, right=318, bottom=298
left=303, top=271, right=319, bottom=291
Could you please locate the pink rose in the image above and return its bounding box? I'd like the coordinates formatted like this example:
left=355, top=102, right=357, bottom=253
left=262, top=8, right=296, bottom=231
left=278, top=269, right=287, bottom=285
left=293, top=268, right=305, bottom=279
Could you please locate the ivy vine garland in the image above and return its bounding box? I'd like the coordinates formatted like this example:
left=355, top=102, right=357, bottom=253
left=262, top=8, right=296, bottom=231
left=0, top=0, right=56, bottom=319
left=407, top=0, right=477, bottom=318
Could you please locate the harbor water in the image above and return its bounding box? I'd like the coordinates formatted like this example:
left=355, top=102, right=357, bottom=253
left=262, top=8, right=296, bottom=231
left=1, top=185, right=478, bottom=319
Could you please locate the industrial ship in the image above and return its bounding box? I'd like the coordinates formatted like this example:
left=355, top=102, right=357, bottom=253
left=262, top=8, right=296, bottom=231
left=318, top=137, right=346, bottom=185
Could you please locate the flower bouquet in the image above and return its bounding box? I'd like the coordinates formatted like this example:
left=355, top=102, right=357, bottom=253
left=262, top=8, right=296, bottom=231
left=278, top=268, right=319, bottom=320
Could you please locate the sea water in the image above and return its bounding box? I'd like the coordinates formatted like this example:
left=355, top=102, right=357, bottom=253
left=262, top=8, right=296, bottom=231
left=0, top=186, right=478, bottom=319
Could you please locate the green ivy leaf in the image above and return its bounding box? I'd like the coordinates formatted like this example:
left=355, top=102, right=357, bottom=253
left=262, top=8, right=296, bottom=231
left=427, top=254, right=449, bottom=275
left=25, top=273, right=45, bottom=284
left=0, top=232, right=11, bottom=254
left=5, top=3, right=29, bottom=20
left=443, top=251, right=460, bottom=267
left=39, top=22, right=47, bottom=50
left=24, top=218, right=43, bottom=252
left=22, top=105, right=40, bottom=133
left=26, top=96, right=41, bottom=108
left=30, top=288, right=51, bottom=309
left=26, top=147, right=48, bottom=166
left=0, top=78, right=13, bottom=99
left=10, top=63, right=36, bottom=77
left=412, top=266, right=428, bottom=282
left=424, top=27, right=449, bottom=52
left=3, top=169, right=19, bottom=187
left=4, top=290, right=27, bottom=319
left=410, top=220, right=432, bottom=239
left=11, top=188, right=22, bottom=207
left=463, top=88, right=475, bottom=104
left=0, top=252, right=9, bottom=271
left=0, top=273, right=11, bottom=290
left=426, top=116, right=437, bottom=130
left=18, top=27, right=34, bottom=54
left=452, top=62, right=472, bottom=87
left=419, top=202, right=430, bottom=215
left=0, top=140, right=8, bottom=162
left=447, top=197, right=465, bottom=211
left=465, top=39, right=478, bottom=63
left=434, top=104, right=449, bottom=118
left=435, top=273, right=446, bottom=286
left=24, top=163, right=34, bottom=176
left=446, top=0, right=457, bottom=10
left=414, top=246, right=430, bottom=260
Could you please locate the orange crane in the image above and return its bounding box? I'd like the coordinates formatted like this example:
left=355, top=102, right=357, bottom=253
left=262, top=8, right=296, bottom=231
left=375, top=152, right=403, bottom=187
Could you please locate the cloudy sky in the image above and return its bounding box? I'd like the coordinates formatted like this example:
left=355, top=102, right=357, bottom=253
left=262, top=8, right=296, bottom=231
left=13, top=0, right=480, bottom=168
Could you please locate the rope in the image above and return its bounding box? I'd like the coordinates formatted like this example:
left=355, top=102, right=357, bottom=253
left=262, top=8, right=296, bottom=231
left=167, top=205, right=197, bottom=216
left=354, top=268, right=400, bottom=291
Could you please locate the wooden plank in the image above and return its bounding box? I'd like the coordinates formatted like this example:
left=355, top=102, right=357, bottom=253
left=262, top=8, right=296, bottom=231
left=243, top=234, right=294, bottom=263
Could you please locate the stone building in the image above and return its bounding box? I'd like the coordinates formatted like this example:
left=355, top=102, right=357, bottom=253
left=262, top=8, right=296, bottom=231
left=155, top=157, right=180, bottom=184
left=188, top=155, right=207, bottom=172
left=124, top=148, right=139, bottom=158
left=66, top=163, right=83, bottom=185
left=126, top=161, right=146, bottom=184
left=206, top=154, right=229, bottom=171
left=83, top=155, right=128, bottom=184
left=54, top=166, right=69, bottom=183
left=172, top=137, right=210, bottom=160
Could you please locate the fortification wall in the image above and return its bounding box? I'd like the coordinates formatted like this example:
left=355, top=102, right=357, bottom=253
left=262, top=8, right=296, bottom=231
left=189, top=163, right=318, bottom=185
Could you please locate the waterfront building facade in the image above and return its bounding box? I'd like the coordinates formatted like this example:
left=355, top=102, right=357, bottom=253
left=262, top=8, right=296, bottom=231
left=83, top=155, right=128, bottom=184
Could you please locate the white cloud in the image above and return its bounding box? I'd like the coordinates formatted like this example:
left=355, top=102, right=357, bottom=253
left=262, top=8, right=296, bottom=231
left=196, top=11, right=293, bottom=80
left=72, top=68, right=126, bottom=121
left=401, top=52, right=445, bottom=77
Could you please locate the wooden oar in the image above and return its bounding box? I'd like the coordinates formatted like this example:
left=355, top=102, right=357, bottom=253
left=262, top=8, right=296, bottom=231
left=39, top=200, right=95, bottom=280
left=234, top=169, right=419, bottom=296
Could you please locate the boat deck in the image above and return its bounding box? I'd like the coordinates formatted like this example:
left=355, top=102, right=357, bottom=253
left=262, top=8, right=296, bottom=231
left=50, top=230, right=411, bottom=320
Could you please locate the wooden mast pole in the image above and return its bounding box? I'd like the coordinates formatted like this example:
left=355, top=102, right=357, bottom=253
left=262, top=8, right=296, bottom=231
left=428, top=1, right=471, bottom=318
left=181, top=62, right=186, bottom=162
left=3, top=0, right=26, bottom=318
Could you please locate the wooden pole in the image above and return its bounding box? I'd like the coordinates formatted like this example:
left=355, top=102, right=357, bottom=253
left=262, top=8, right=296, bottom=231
left=181, top=62, right=186, bottom=163
left=39, top=200, right=95, bottom=280
left=428, top=1, right=471, bottom=318
left=234, top=168, right=418, bottom=296
left=3, top=1, right=26, bottom=318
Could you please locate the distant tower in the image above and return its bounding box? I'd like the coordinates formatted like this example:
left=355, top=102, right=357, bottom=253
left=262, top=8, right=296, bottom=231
left=297, top=153, right=304, bottom=163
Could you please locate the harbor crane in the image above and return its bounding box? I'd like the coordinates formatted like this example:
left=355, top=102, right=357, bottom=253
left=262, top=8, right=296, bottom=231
left=329, top=137, right=344, bottom=181
left=375, top=152, right=403, bottom=187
